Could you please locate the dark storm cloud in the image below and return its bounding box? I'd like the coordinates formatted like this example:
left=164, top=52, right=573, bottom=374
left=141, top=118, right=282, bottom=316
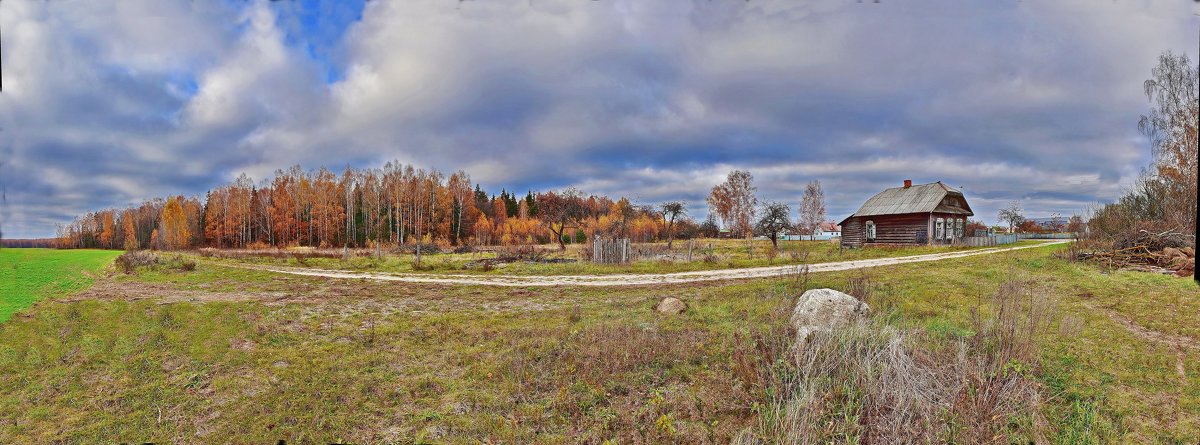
left=0, top=0, right=1196, bottom=238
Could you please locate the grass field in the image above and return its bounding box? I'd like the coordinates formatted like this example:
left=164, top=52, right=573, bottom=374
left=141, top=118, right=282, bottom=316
left=0, top=245, right=1196, bottom=442
left=196, top=238, right=1039, bottom=276
left=0, top=249, right=121, bottom=322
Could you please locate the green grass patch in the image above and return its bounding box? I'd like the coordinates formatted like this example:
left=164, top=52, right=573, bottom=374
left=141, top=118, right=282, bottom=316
left=0, top=249, right=120, bottom=322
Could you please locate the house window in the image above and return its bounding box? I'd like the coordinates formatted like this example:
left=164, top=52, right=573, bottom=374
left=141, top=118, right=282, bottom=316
left=935, top=218, right=944, bottom=240
left=955, top=219, right=964, bottom=238
left=865, top=220, right=876, bottom=241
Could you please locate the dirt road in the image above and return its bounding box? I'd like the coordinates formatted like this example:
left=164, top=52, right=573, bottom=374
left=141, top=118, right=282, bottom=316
left=223, top=240, right=1068, bottom=287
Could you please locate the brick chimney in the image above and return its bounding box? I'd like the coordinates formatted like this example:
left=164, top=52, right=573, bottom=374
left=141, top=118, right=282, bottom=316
left=903, top=179, right=912, bottom=188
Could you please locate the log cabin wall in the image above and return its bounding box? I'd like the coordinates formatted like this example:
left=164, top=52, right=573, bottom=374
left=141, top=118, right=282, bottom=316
left=841, top=213, right=936, bottom=247
left=863, top=213, right=932, bottom=246
left=842, top=218, right=864, bottom=247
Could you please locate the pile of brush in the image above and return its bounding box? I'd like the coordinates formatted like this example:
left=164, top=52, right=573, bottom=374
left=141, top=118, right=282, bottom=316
left=1075, top=228, right=1195, bottom=277
left=1159, top=246, right=1196, bottom=277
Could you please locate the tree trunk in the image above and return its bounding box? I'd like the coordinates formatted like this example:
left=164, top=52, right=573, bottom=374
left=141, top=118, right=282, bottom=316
left=666, top=217, right=675, bottom=249
left=554, top=223, right=566, bottom=251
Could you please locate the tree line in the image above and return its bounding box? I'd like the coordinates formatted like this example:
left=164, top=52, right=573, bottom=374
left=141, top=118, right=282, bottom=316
left=56, top=162, right=714, bottom=251
left=55, top=163, right=843, bottom=252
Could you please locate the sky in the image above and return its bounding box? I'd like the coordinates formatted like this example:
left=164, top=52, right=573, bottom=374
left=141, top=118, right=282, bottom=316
left=0, top=0, right=1197, bottom=238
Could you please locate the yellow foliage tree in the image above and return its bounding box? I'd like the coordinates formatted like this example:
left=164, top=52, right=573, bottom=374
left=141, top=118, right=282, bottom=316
left=161, top=196, right=191, bottom=250
left=122, top=213, right=138, bottom=250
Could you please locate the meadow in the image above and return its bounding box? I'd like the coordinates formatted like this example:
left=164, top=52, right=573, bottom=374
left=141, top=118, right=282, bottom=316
left=0, top=249, right=121, bottom=322
left=0, top=244, right=1195, bottom=443
left=192, top=238, right=1038, bottom=276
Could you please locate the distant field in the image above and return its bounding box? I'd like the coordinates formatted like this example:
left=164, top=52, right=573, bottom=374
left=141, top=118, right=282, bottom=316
left=0, top=249, right=120, bottom=322
left=196, top=238, right=1041, bottom=276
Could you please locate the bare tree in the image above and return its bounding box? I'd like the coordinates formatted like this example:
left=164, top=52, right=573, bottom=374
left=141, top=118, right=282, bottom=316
left=448, top=170, right=472, bottom=246
left=797, top=180, right=826, bottom=239
left=1138, top=51, right=1198, bottom=238
left=660, top=201, right=687, bottom=248
left=998, top=201, right=1024, bottom=234
left=755, top=201, right=792, bottom=249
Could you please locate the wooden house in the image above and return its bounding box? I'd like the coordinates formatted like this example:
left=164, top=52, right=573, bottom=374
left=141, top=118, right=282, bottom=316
left=813, top=222, right=841, bottom=238
left=839, top=180, right=974, bottom=248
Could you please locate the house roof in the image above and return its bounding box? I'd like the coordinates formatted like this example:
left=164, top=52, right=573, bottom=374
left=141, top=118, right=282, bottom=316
left=818, top=222, right=840, bottom=232
left=842, top=182, right=974, bottom=222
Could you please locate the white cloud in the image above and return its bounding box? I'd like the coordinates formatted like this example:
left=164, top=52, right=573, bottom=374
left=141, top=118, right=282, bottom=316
left=0, top=0, right=1196, bottom=236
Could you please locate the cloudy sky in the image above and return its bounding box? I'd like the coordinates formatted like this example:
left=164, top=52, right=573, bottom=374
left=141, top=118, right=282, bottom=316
left=0, top=0, right=1196, bottom=238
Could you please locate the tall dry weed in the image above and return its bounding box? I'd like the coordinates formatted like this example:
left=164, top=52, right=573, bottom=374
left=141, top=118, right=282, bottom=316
left=736, top=273, right=1052, bottom=444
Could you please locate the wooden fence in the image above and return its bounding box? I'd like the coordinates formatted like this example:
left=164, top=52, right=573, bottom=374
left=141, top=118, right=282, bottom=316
left=592, top=237, right=632, bottom=264
left=1017, top=233, right=1077, bottom=239
left=959, top=234, right=1019, bottom=247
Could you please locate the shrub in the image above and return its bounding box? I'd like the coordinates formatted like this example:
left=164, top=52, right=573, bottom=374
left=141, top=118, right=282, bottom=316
left=115, top=251, right=159, bottom=274
left=179, top=258, right=197, bottom=271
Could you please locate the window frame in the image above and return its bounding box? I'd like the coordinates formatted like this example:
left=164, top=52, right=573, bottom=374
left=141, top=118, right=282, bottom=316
left=935, top=218, right=945, bottom=241
left=865, top=220, right=876, bottom=241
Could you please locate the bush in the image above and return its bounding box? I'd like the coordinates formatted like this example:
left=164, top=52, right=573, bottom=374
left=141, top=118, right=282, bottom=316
left=115, top=251, right=159, bottom=274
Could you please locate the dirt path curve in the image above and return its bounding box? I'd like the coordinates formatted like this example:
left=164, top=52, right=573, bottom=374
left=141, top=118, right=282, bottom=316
left=221, top=240, right=1069, bottom=287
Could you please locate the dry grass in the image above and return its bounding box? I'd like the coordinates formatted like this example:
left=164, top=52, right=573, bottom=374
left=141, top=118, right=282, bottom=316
left=3, top=244, right=1193, bottom=442
left=114, top=250, right=160, bottom=274
left=733, top=273, right=1053, bottom=444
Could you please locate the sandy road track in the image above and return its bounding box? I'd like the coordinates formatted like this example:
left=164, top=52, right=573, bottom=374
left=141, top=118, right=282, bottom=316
left=219, top=240, right=1068, bottom=287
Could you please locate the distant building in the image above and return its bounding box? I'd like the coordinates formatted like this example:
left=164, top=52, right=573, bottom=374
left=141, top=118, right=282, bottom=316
left=773, top=222, right=841, bottom=241
left=840, top=180, right=974, bottom=248
left=1024, top=217, right=1067, bottom=232
left=813, top=222, right=841, bottom=238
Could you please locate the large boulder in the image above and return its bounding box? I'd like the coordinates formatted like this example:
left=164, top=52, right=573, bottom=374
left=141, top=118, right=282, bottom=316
left=655, top=297, right=688, bottom=314
left=790, top=288, right=870, bottom=342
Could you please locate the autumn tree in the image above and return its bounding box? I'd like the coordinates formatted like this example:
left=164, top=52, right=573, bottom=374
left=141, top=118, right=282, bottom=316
left=473, top=214, right=493, bottom=245
left=161, top=196, right=190, bottom=250
left=122, top=211, right=138, bottom=250
left=360, top=169, right=387, bottom=256
left=707, top=170, right=757, bottom=238
left=797, top=180, right=826, bottom=238
left=610, top=197, right=635, bottom=238
left=98, top=211, right=115, bottom=248
left=966, top=219, right=988, bottom=237
left=537, top=188, right=586, bottom=251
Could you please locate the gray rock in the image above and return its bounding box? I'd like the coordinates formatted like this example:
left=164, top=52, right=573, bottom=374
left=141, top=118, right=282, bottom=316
left=790, top=288, right=870, bottom=342
left=655, top=297, right=688, bottom=314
